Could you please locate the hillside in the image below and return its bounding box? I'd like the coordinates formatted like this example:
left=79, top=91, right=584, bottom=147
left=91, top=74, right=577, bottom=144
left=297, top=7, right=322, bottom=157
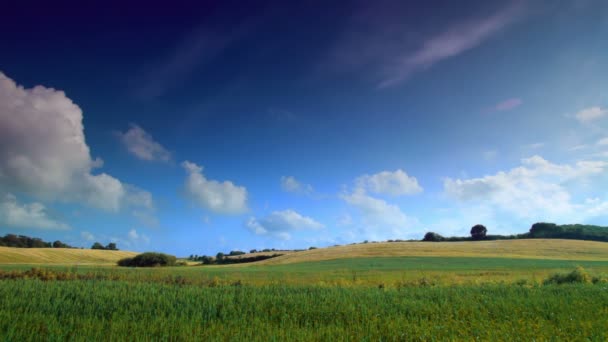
left=0, top=247, right=138, bottom=265
left=253, top=239, right=608, bottom=265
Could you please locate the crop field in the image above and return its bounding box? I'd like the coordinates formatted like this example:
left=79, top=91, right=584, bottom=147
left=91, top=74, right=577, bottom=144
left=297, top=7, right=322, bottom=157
left=2, top=240, right=608, bottom=340
left=0, top=247, right=137, bottom=265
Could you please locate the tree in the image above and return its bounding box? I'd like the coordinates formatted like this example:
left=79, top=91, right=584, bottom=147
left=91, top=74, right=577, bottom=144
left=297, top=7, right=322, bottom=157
left=105, top=242, right=118, bottom=251
left=91, top=242, right=105, bottom=250
left=216, top=252, right=225, bottom=262
left=422, top=232, right=444, bottom=242
left=470, top=224, right=488, bottom=240
left=117, top=252, right=177, bottom=267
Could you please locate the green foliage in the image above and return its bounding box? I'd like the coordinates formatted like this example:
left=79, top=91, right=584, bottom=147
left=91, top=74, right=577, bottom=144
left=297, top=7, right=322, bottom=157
left=0, top=234, right=54, bottom=248
left=530, top=222, right=608, bottom=242
left=228, top=250, right=245, bottom=256
left=91, top=242, right=105, bottom=250
left=543, top=267, right=592, bottom=285
left=470, top=224, right=488, bottom=240
left=117, top=252, right=177, bottom=267
left=422, top=232, right=444, bottom=242
left=105, top=242, right=118, bottom=251
left=91, top=242, right=119, bottom=250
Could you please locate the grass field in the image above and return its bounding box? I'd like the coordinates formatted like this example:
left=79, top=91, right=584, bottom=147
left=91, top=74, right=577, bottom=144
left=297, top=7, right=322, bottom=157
left=255, top=239, right=608, bottom=264
left=0, top=247, right=137, bottom=265
left=2, top=239, right=608, bottom=340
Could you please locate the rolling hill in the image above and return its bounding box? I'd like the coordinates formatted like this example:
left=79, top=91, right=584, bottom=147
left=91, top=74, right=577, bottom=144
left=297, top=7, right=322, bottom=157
left=253, top=239, right=608, bottom=265
left=0, top=247, right=138, bottom=265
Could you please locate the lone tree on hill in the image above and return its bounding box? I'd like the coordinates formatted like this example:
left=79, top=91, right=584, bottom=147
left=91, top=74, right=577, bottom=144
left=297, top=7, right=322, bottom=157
left=470, top=224, right=487, bottom=240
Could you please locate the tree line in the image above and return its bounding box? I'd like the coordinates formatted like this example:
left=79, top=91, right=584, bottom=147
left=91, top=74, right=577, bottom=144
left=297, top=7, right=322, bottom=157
left=0, top=233, right=119, bottom=250
left=0, top=234, right=74, bottom=248
left=422, top=222, right=608, bottom=242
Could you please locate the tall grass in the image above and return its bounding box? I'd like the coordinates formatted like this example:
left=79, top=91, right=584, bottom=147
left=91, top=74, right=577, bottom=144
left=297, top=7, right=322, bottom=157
left=1, top=278, right=607, bottom=340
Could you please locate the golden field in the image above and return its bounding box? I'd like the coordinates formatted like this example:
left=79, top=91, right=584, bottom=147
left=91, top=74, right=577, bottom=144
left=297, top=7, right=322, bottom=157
left=0, top=247, right=138, bottom=265
left=255, top=239, right=608, bottom=265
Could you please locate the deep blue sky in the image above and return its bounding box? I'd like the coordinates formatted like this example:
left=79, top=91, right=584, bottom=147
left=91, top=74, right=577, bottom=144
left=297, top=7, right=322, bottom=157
left=1, top=0, right=608, bottom=255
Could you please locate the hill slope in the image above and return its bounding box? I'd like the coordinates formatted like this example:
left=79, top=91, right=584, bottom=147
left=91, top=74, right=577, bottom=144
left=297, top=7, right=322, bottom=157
left=255, top=239, right=608, bottom=265
left=0, top=247, right=138, bottom=265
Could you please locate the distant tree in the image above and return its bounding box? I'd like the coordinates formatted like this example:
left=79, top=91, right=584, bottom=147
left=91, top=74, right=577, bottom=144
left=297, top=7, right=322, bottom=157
left=91, top=242, right=105, bottom=250
left=52, top=240, right=70, bottom=248
left=229, top=250, right=245, bottom=256
left=105, top=242, right=118, bottom=251
left=201, top=255, right=213, bottom=265
left=216, top=252, right=225, bottom=261
left=117, top=252, right=177, bottom=267
left=422, top=232, right=444, bottom=242
left=309, top=246, right=317, bottom=250
left=470, top=224, right=488, bottom=240
left=249, top=249, right=257, bottom=254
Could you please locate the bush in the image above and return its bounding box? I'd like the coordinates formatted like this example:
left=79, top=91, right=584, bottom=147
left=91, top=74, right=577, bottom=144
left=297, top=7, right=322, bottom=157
left=543, top=267, right=591, bottom=285
left=117, top=252, right=177, bottom=267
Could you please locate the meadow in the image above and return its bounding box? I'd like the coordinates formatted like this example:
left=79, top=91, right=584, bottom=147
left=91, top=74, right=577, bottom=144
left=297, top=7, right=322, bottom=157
left=2, top=239, right=608, bottom=340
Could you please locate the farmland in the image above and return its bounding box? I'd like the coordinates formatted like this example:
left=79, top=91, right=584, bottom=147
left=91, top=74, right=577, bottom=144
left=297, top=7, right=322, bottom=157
left=0, top=246, right=137, bottom=265
left=2, top=239, right=608, bottom=340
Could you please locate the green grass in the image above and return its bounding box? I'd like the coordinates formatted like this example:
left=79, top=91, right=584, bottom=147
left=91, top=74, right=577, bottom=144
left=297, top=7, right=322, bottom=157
left=3, top=243, right=608, bottom=340
left=1, top=279, right=607, bottom=340
left=3, top=256, right=608, bottom=287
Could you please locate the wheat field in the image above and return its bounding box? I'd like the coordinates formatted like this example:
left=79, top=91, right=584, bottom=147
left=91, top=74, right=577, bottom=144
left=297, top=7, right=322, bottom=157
left=254, top=239, right=608, bottom=265
left=0, top=247, right=138, bottom=265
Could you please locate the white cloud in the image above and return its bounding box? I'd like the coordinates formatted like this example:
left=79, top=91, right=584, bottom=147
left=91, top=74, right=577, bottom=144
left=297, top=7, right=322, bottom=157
left=443, top=155, right=608, bottom=221
left=597, top=137, right=608, bottom=146
left=117, top=124, right=171, bottom=162
left=0, top=193, right=70, bottom=230
left=280, top=176, right=314, bottom=195
left=356, top=169, right=422, bottom=196
left=575, top=106, right=607, bottom=123
left=341, top=188, right=416, bottom=237
left=182, top=161, right=248, bottom=215
left=0, top=72, right=150, bottom=212
left=81, top=231, right=95, bottom=242
left=246, top=209, right=324, bottom=240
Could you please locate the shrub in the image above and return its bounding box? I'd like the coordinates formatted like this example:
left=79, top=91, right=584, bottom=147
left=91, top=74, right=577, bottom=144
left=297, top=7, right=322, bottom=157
left=117, top=252, right=177, bottom=267
left=543, top=267, right=591, bottom=285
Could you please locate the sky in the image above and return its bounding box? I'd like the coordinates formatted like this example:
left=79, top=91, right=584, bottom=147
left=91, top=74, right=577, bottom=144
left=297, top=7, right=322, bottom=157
left=1, top=0, right=608, bottom=256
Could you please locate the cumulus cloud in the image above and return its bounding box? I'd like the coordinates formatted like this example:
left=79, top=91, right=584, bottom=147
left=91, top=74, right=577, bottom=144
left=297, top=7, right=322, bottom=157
left=355, top=169, right=422, bottom=196
left=443, top=155, right=608, bottom=221
left=575, top=106, right=607, bottom=123
left=280, top=176, right=314, bottom=195
left=0, top=72, right=151, bottom=212
left=341, top=188, right=416, bottom=237
left=117, top=124, right=171, bottom=162
left=246, top=209, right=324, bottom=240
left=0, top=193, right=70, bottom=230
left=182, top=161, right=248, bottom=215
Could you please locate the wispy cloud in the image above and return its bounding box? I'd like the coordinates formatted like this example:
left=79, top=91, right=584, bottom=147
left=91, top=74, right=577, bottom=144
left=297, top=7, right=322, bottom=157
left=379, top=3, right=523, bottom=88
left=117, top=124, right=171, bottom=162
left=328, top=2, right=524, bottom=88
left=493, top=98, right=523, bottom=112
